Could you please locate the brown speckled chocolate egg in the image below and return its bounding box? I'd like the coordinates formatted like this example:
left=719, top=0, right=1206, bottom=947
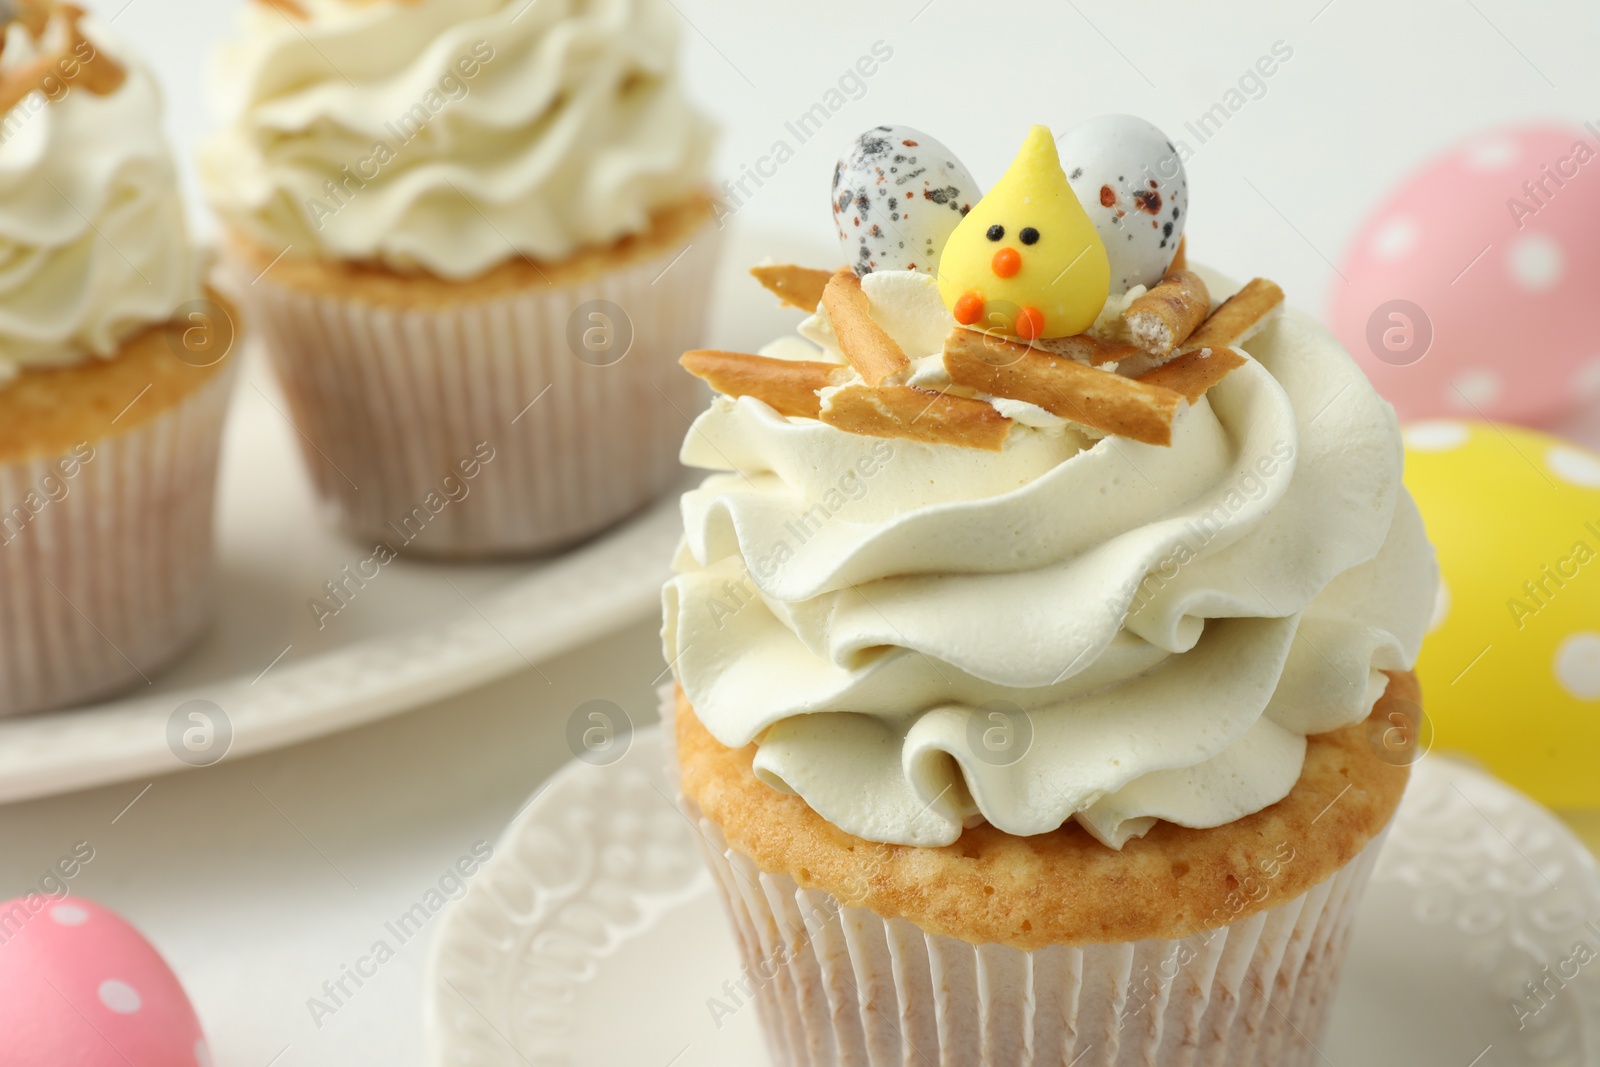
left=1059, top=115, right=1188, bottom=294
left=831, top=125, right=980, bottom=276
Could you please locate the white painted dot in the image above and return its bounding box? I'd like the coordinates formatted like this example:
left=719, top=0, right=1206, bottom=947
left=1555, top=633, right=1600, bottom=700
left=98, top=979, right=141, bottom=1014
left=1371, top=216, right=1420, bottom=261
left=1465, top=137, right=1520, bottom=170
left=1404, top=420, right=1471, bottom=451
left=1576, top=358, right=1600, bottom=398
left=1509, top=233, right=1565, bottom=291
left=1449, top=371, right=1501, bottom=409
left=1549, top=446, right=1600, bottom=488
left=50, top=904, right=88, bottom=926
left=1429, top=579, right=1450, bottom=633
left=195, top=1041, right=213, bottom=1067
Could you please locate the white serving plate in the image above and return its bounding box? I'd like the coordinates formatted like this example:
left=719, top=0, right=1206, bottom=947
left=0, top=226, right=814, bottom=806
left=424, top=732, right=1600, bottom=1067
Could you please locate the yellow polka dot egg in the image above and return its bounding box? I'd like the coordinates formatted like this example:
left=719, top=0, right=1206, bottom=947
left=1404, top=419, right=1600, bottom=807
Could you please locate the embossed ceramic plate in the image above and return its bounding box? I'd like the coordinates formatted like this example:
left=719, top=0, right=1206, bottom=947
left=424, top=732, right=1600, bottom=1067
left=0, top=227, right=815, bottom=806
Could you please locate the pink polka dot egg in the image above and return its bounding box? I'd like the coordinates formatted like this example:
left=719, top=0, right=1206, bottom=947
left=0, top=896, right=209, bottom=1066
left=1330, top=123, right=1600, bottom=425
left=1404, top=419, right=1600, bottom=807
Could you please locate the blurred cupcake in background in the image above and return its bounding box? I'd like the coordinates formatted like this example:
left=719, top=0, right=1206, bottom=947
left=200, top=0, right=718, bottom=558
left=0, top=2, right=235, bottom=716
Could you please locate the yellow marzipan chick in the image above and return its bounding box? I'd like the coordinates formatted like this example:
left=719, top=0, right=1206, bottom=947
left=937, top=125, right=1110, bottom=340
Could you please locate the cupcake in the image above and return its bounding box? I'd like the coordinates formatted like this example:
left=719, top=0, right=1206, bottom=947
left=199, top=0, right=718, bottom=558
left=0, top=3, right=233, bottom=717
left=662, top=120, right=1437, bottom=1064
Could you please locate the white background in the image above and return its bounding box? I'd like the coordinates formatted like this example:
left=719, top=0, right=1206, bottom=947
left=2, top=1, right=1596, bottom=1064
left=118, top=0, right=1600, bottom=319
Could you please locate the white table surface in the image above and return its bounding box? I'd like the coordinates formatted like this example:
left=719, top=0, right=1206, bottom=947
left=0, top=616, right=673, bottom=1067
left=11, top=1, right=1600, bottom=1063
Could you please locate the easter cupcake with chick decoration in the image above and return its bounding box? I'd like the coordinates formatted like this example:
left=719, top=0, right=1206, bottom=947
left=666, top=115, right=1436, bottom=1066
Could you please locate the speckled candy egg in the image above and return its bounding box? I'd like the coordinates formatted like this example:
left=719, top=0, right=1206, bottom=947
left=1404, top=419, right=1600, bottom=807
left=0, top=896, right=210, bottom=1065
left=832, top=125, right=979, bottom=275
left=1058, top=114, right=1187, bottom=293
left=1331, top=124, right=1600, bottom=425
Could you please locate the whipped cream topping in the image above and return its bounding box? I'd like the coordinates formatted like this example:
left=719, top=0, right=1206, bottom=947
left=0, top=12, right=200, bottom=384
left=199, top=0, right=714, bottom=280
left=664, top=267, right=1437, bottom=848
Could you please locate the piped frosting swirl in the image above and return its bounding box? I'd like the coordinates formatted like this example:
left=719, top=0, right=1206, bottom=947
left=664, top=267, right=1436, bottom=848
left=199, top=0, right=714, bottom=280
left=0, top=7, right=200, bottom=383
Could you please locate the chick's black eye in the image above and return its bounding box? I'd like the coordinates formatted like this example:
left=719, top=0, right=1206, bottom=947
left=985, top=224, right=1004, bottom=241
left=1019, top=227, right=1039, bottom=245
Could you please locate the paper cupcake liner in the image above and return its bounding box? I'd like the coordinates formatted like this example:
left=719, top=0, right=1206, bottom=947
left=689, top=810, right=1383, bottom=1067
left=662, top=690, right=1386, bottom=1067
left=229, top=223, right=720, bottom=559
left=0, top=361, right=237, bottom=717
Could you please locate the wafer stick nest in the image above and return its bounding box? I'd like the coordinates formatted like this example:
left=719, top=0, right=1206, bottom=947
left=750, top=264, right=834, bottom=312
left=820, top=268, right=910, bottom=385
left=821, top=385, right=1012, bottom=452
left=693, top=261, right=1283, bottom=451
left=945, top=329, right=1184, bottom=446
left=942, top=276, right=1282, bottom=447
left=680, top=350, right=851, bottom=419
left=1139, top=347, right=1248, bottom=403
left=1031, top=332, right=1143, bottom=366
left=1179, top=277, right=1284, bottom=354
left=678, top=351, right=1014, bottom=450
left=1125, top=269, right=1210, bottom=356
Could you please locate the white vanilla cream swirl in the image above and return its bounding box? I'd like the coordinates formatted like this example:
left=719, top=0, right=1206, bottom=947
left=664, top=267, right=1437, bottom=849
left=0, top=14, right=200, bottom=384
left=199, top=0, right=713, bottom=280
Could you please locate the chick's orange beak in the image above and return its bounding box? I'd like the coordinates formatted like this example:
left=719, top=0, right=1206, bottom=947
left=991, top=246, right=1021, bottom=278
